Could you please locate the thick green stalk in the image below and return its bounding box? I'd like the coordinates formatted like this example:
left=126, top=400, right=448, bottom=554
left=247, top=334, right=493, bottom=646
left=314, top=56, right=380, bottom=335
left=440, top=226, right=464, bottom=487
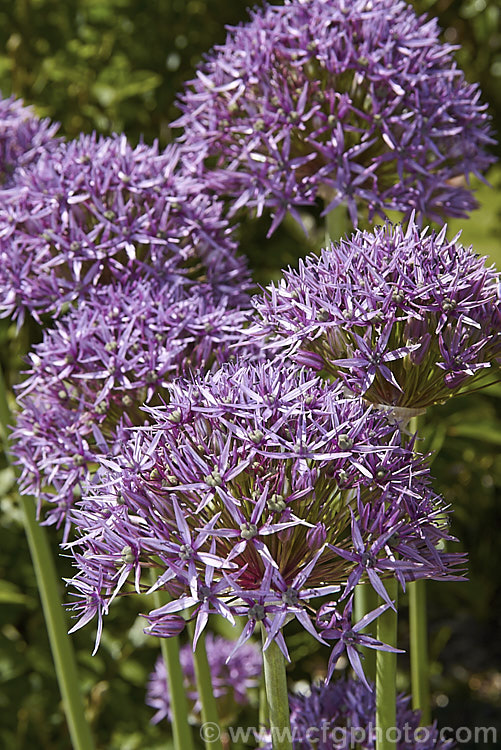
left=187, top=622, right=223, bottom=750
left=259, top=671, right=270, bottom=734
left=408, top=415, right=431, bottom=725
left=376, top=579, right=398, bottom=750
left=409, top=579, right=431, bottom=724
left=0, top=369, right=95, bottom=750
left=261, top=630, right=292, bottom=750
left=152, top=588, right=194, bottom=750
left=354, top=583, right=377, bottom=683
left=259, top=624, right=270, bottom=733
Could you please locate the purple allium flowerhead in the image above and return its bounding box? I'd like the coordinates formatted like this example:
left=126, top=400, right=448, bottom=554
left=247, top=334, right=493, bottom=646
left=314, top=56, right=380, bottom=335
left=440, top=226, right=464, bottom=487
left=261, top=676, right=455, bottom=749
left=12, top=278, right=258, bottom=538
left=175, top=0, right=495, bottom=234
left=0, top=93, right=59, bottom=187
left=0, top=133, right=250, bottom=324
left=254, top=217, right=501, bottom=410
left=146, top=633, right=261, bottom=725
left=65, top=361, right=464, bottom=665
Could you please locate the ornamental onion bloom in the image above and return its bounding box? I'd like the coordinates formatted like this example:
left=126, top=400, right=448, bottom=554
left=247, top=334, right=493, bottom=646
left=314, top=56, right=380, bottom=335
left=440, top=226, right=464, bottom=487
left=254, top=218, right=501, bottom=410
left=65, top=361, right=464, bottom=668
left=0, top=133, right=250, bottom=324
left=0, top=93, right=59, bottom=187
left=175, top=0, right=495, bottom=233
left=12, top=279, right=258, bottom=537
left=261, top=677, right=455, bottom=749
left=146, top=634, right=261, bottom=724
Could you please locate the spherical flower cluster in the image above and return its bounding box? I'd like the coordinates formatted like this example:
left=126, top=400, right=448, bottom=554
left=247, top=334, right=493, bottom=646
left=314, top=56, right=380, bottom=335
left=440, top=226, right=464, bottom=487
left=146, top=633, right=261, bottom=725
left=65, top=361, right=464, bottom=673
left=12, top=279, right=258, bottom=537
left=254, top=218, right=501, bottom=410
left=0, top=93, right=59, bottom=187
left=175, top=0, right=495, bottom=232
left=262, top=677, right=455, bottom=749
left=0, top=133, right=250, bottom=324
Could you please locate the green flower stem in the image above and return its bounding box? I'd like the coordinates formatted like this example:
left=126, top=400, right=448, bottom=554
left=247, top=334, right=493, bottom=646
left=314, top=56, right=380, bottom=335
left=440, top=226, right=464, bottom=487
left=187, top=622, right=223, bottom=750
left=259, top=673, right=270, bottom=734
left=354, top=583, right=377, bottom=683
left=407, top=414, right=431, bottom=725
left=152, top=588, right=194, bottom=750
left=261, top=629, right=292, bottom=750
left=409, top=578, right=431, bottom=725
left=0, top=369, right=95, bottom=750
left=325, top=203, right=351, bottom=244
left=259, top=624, right=270, bottom=733
left=376, top=578, right=398, bottom=750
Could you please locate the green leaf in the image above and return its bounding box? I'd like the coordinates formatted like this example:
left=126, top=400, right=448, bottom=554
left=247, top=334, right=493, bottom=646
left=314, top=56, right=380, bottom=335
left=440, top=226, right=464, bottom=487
left=448, top=423, right=501, bottom=445
left=0, top=580, right=34, bottom=606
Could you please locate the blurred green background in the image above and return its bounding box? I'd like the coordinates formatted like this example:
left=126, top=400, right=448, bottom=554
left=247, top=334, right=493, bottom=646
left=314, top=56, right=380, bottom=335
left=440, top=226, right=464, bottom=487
left=0, top=0, right=500, bottom=748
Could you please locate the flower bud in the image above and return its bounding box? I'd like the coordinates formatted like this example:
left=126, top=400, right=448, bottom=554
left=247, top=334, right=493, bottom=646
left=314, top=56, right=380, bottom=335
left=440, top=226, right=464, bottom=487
left=316, top=602, right=340, bottom=631
left=278, top=525, right=294, bottom=543
left=409, top=332, right=432, bottom=366
left=295, top=349, right=324, bottom=370
left=444, top=371, right=470, bottom=389
left=306, top=523, right=327, bottom=550
left=145, top=613, right=186, bottom=638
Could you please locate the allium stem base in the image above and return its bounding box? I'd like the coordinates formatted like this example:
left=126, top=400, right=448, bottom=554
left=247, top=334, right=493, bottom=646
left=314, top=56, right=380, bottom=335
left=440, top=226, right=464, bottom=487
left=354, top=583, right=378, bottom=683
left=261, top=630, right=293, bottom=750
left=376, top=579, right=398, bottom=750
left=188, top=623, right=223, bottom=750
left=0, top=371, right=95, bottom=750
left=152, top=588, right=194, bottom=750
left=409, top=578, right=431, bottom=725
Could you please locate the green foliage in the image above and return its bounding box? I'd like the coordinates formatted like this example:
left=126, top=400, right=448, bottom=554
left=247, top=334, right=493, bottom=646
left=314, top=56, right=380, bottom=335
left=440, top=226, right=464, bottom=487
left=0, top=0, right=261, bottom=144
left=0, top=499, right=164, bottom=749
